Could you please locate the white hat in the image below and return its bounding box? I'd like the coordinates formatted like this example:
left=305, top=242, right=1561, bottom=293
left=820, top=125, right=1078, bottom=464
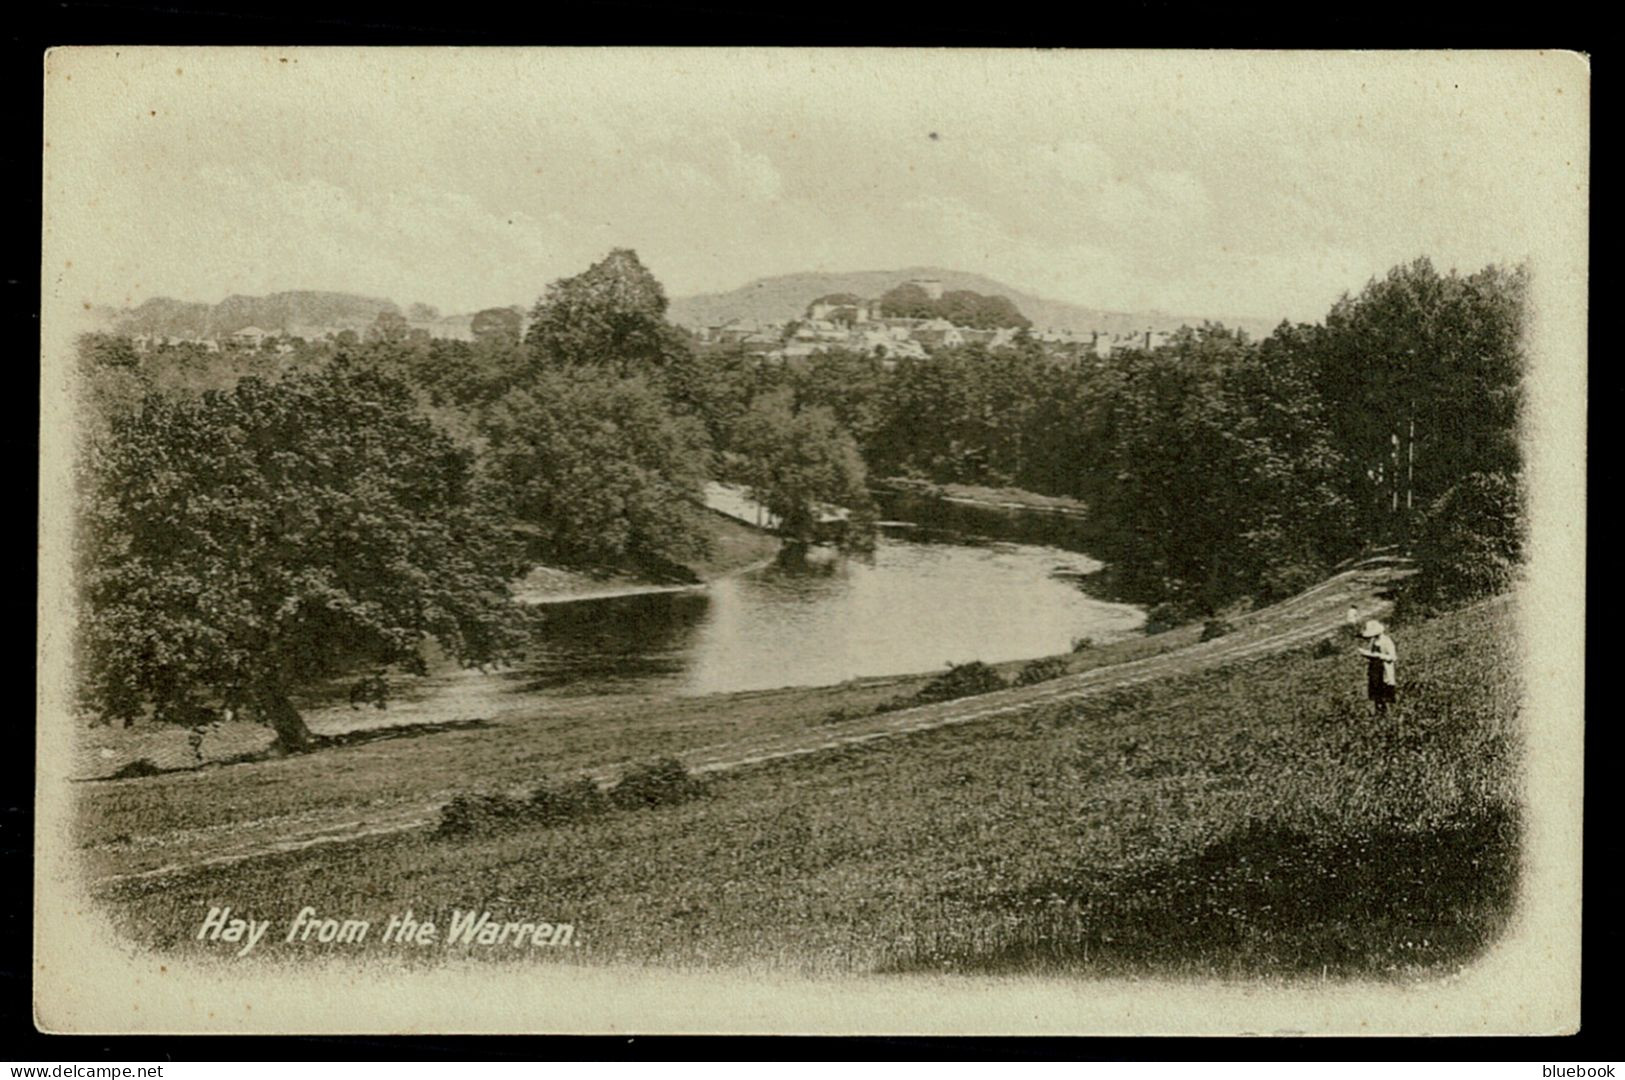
left=1361, top=619, right=1384, bottom=638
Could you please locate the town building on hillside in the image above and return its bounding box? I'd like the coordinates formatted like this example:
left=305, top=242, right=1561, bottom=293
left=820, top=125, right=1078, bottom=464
left=806, top=300, right=875, bottom=324
left=792, top=318, right=849, bottom=342
left=707, top=317, right=776, bottom=345
left=739, top=330, right=780, bottom=355
left=229, top=326, right=270, bottom=348
left=910, top=317, right=964, bottom=348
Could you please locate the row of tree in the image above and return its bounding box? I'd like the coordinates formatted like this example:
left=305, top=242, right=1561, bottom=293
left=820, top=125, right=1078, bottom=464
left=728, top=258, right=1527, bottom=617
left=876, top=283, right=1033, bottom=329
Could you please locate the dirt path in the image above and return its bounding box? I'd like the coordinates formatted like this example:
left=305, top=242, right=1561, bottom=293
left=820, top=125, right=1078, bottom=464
left=87, top=559, right=1405, bottom=890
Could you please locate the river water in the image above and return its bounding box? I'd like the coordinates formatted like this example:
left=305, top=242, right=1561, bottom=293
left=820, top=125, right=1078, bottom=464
left=515, top=491, right=1144, bottom=698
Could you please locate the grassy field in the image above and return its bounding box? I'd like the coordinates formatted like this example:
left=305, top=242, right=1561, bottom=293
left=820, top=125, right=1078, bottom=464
left=93, top=594, right=1521, bottom=981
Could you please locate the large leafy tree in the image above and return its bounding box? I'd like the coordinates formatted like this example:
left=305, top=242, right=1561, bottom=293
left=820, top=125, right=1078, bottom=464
left=480, top=371, right=713, bottom=573
left=1317, top=258, right=1526, bottom=544
left=471, top=306, right=524, bottom=350
left=731, top=390, right=874, bottom=541
left=77, top=361, right=527, bottom=752
left=524, top=248, right=690, bottom=375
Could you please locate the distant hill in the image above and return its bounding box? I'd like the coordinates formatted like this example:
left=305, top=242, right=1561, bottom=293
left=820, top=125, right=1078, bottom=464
left=668, top=267, right=1282, bottom=340
left=111, top=291, right=405, bottom=339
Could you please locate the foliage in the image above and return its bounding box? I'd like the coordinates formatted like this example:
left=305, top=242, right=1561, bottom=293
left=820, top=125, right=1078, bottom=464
left=530, top=776, right=612, bottom=821
left=1199, top=618, right=1234, bottom=642
left=480, top=370, right=713, bottom=571
left=470, top=306, right=523, bottom=349
left=525, top=248, right=689, bottom=375
left=1316, top=259, right=1526, bottom=547
left=76, top=361, right=528, bottom=750
left=730, top=389, right=874, bottom=540
left=1015, top=656, right=1070, bottom=686
left=437, top=792, right=532, bottom=836
left=915, top=660, right=1008, bottom=703
left=607, top=756, right=710, bottom=810
left=877, top=284, right=1031, bottom=329
left=1406, top=470, right=1525, bottom=609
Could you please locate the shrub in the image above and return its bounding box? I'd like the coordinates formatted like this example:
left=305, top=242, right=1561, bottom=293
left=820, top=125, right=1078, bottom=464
left=1312, top=637, right=1340, bottom=658
left=438, top=792, right=530, bottom=836
left=1143, top=603, right=1185, bottom=635
left=1199, top=618, right=1234, bottom=642
left=1016, top=656, right=1070, bottom=686
left=1257, top=560, right=1326, bottom=604
left=529, top=776, right=609, bottom=822
left=1070, top=636, right=1095, bottom=653
left=608, top=757, right=709, bottom=810
left=915, top=661, right=1008, bottom=703
left=109, top=758, right=162, bottom=780
left=1406, top=470, right=1525, bottom=611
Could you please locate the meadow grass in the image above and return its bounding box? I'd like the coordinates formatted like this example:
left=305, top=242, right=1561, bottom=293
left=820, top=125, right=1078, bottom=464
left=98, top=595, right=1520, bottom=980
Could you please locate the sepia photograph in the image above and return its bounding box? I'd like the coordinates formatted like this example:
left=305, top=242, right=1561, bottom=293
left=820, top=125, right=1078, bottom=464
left=34, top=47, right=1587, bottom=1036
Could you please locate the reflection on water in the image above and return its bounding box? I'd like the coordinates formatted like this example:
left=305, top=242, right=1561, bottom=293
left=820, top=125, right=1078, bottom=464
left=297, top=494, right=1147, bottom=730
left=520, top=517, right=1144, bottom=698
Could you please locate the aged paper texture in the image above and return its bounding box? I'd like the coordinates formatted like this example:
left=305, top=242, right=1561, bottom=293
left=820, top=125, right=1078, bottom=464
left=37, top=47, right=1586, bottom=1034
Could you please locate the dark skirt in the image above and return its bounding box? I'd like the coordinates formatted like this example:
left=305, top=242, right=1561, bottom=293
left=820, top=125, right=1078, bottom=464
left=1367, top=664, right=1396, bottom=703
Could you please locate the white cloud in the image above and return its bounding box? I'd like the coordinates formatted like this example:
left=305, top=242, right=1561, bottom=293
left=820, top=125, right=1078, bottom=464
left=45, top=49, right=1582, bottom=325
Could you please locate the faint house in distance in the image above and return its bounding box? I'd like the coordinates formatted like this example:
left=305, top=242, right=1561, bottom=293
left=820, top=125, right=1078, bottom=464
left=911, top=317, right=963, bottom=348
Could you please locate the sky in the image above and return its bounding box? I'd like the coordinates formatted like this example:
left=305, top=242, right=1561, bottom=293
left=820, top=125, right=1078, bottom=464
left=43, top=48, right=1588, bottom=325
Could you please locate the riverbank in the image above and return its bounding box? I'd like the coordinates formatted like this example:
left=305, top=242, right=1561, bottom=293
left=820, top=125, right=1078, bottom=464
left=511, top=504, right=781, bottom=604
left=88, top=578, right=1519, bottom=981
left=873, top=477, right=1090, bottom=517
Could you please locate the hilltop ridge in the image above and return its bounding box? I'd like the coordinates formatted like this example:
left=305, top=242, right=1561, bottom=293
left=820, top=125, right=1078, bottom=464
left=668, top=267, right=1283, bottom=340
left=106, top=291, right=425, bottom=340
left=91, top=270, right=1286, bottom=344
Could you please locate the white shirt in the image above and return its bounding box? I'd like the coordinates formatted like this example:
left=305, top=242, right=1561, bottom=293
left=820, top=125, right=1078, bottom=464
left=1362, top=633, right=1397, bottom=686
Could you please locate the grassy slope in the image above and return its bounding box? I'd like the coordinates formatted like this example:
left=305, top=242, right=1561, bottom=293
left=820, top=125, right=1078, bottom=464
left=98, top=596, right=1520, bottom=980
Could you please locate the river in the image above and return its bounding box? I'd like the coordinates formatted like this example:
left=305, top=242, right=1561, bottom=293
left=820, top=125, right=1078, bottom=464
left=292, top=490, right=1146, bottom=733
left=505, top=489, right=1141, bottom=697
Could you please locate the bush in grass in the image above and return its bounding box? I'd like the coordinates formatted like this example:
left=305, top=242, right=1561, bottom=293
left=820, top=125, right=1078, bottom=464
left=608, top=757, right=709, bottom=810
left=1312, top=637, right=1340, bottom=658
left=529, top=776, right=609, bottom=822
left=438, top=792, right=530, bottom=836
left=1070, top=636, right=1095, bottom=653
left=915, top=661, right=1007, bottom=703
left=1199, top=618, right=1234, bottom=642
left=110, top=758, right=162, bottom=780
left=1016, top=656, right=1070, bottom=686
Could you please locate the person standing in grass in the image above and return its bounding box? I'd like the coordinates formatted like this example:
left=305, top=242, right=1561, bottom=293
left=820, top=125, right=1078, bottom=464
left=1358, top=619, right=1398, bottom=715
